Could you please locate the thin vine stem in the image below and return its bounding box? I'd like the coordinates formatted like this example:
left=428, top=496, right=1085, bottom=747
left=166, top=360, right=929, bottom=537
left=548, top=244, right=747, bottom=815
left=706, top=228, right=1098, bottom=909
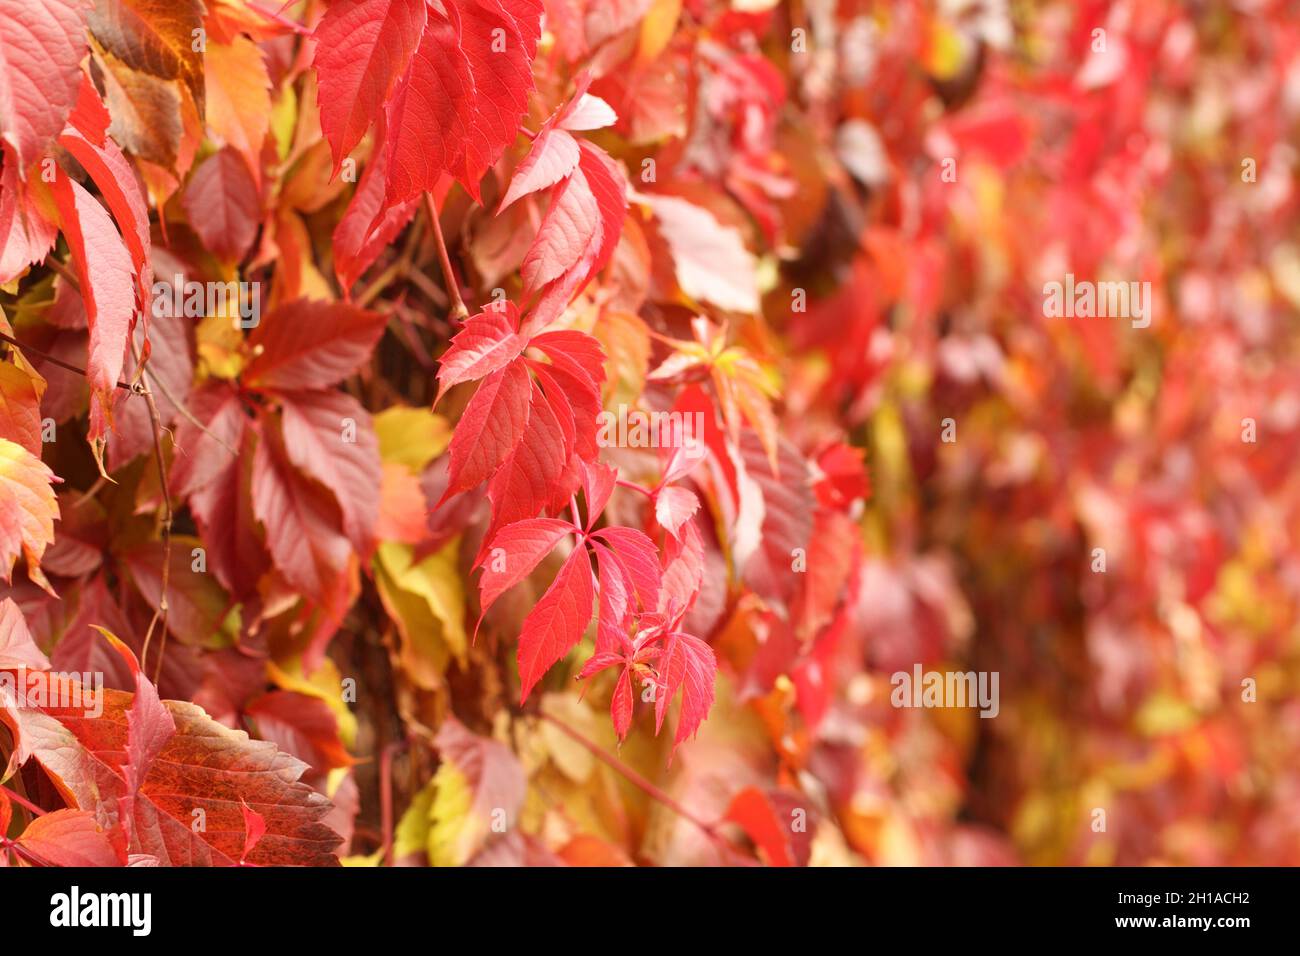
left=0, top=331, right=133, bottom=390
left=0, top=784, right=47, bottom=818
left=538, top=712, right=741, bottom=858
left=132, top=339, right=173, bottom=684
left=422, top=192, right=469, bottom=322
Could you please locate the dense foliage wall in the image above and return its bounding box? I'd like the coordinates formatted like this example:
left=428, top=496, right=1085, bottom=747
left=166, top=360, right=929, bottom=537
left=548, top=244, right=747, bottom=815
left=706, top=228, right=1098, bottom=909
left=1, top=0, right=1297, bottom=867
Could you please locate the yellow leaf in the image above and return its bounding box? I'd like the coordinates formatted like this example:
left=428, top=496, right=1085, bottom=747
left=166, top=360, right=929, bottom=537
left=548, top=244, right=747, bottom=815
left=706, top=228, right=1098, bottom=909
left=265, top=657, right=358, bottom=748
left=393, top=779, right=436, bottom=864
left=1135, top=692, right=1198, bottom=736
left=0, top=437, right=59, bottom=588
left=922, top=17, right=973, bottom=81
left=340, top=850, right=384, bottom=867
left=538, top=694, right=601, bottom=783
left=638, top=0, right=681, bottom=62
left=374, top=406, right=452, bottom=472
left=269, top=82, right=297, bottom=162
left=428, top=762, right=477, bottom=866
left=0, top=359, right=47, bottom=455
left=374, top=539, right=467, bottom=688
left=194, top=268, right=248, bottom=380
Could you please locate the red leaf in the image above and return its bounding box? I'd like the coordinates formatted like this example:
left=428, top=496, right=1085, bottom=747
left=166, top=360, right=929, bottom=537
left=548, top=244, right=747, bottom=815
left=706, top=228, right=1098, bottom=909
left=530, top=363, right=578, bottom=466
left=57, top=126, right=152, bottom=303
left=648, top=194, right=759, bottom=313
left=525, top=236, right=601, bottom=330
left=278, top=389, right=382, bottom=553
left=243, top=299, right=388, bottom=391
left=14, top=809, right=123, bottom=867
left=721, top=787, right=815, bottom=867
left=0, top=146, right=57, bottom=284
left=655, top=485, right=700, bottom=538
left=484, top=377, right=568, bottom=540
left=433, top=717, right=527, bottom=860
left=498, top=71, right=614, bottom=212
left=372, top=0, right=542, bottom=204
left=812, top=441, right=870, bottom=511
left=528, top=364, right=599, bottom=471
left=109, top=289, right=191, bottom=469
left=522, top=164, right=600, bottom=294
left=517, top=542, right=593, bottom=702
left=119, top=540, right=231, bottom=646
left=575, top=140, right=626, bottom=282
left=435, top=301, right=527, bottom=403
left=332, top=109, right=419, bottom=290
left=188, top=427, right=269, bottom=599
left=654, top=630, right=716, bottom=750
left=380, top=8, right=473, bottom=206
left=181, top=147, right=260, bottom=264
left=170, top=385, right=264, bottom=600
left=580, top=459, right=617, bottom=527
left=576, top=647, right=624, bottom=680
left=46, top=575, right=135, bottom=685
left=529, top=329, right=606, bottom=397
left=799, top=508, right=858, bottom=638
left=499, top=126, right=579, bottom=212
left=2, top=670, right=343, bottom=865
left=557, top=89, right=617, bottom=133
left=169, top=382, right=247, bottom=499
left=104, top=633, right=175, bottom=811
left=66, top=71, right=110, bottom=146
left=49, top=170, right=136, bottom=424
left=738, top=433, right=813, bottom=610
left=476, top=517, right=575, bottom=614
left=443, top=359, right=532, bottom=499
left=590, top=540, right=630, bottom=654
left=590, top=525, right=661, bottom=610
left=239, top=801, right=266, bottom=865
left=610, top=667, right=633, bottom=739
left=251, top=414, right=351, bottom=600
left=450, top=0, right=541, bottom=199
left=0, top=0, right=89, bottom=168
left=312, top=0, right=428, bottom=171
left=245, top=691, right=355, bottom=773
left=0, top=596, right=48, bottom=670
